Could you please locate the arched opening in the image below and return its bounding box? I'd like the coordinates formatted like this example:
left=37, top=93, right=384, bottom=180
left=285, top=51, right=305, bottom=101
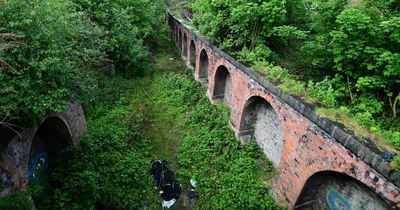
left=213, top=65, right=233, bottom=107
left=182, top=33, right=188, bottom=58
left=294, top=171, right=391, bottom=210
left=190, top=40, right=196, bottom=67
left=199, top=49, right=209, bottom=82
left=28, top=117, right=72, bottom=206
left=239, top=96, right=283, bottom=167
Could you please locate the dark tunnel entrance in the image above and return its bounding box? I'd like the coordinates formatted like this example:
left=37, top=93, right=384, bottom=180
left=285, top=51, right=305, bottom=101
left=28, top=117, right=72, bottom=206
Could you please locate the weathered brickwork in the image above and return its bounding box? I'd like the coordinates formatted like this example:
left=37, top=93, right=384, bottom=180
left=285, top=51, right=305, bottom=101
left=0, top=102, right=87, bottom=196
left=167, top=12, right=400, bottom=209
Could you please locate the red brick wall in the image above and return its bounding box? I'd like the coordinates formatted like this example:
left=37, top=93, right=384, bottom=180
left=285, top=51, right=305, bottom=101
left=170, top=14, right=400, bottom=209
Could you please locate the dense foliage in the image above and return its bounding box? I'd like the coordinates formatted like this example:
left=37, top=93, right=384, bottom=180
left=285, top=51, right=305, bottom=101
left=190, top=0, right=400, bottom=153
left=0, top=0, right=166, bottom=124
left=305, top=0, right=400, bottom=117
left=0, top=0, right=105, bottom=123
left=192, top=0, right=308, bottom=62
left=72, top=0, right=168, bottom=76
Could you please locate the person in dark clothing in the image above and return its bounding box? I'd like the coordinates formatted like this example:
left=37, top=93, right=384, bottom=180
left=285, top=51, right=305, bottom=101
left=150, top=160, right=181, bottom=202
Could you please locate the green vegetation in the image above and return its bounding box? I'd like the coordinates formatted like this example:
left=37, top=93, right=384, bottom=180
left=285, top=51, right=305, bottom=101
left=184, top=0, right=400, bottom=155
left=0, top=0, right=167, bottom=125
left=1, top=0, right=399, bottom=208
left=0, top=192, right=32, bottom=210
left=0, top=0, right=105, bottom=124
left=150, top=65, right=279, bottom=209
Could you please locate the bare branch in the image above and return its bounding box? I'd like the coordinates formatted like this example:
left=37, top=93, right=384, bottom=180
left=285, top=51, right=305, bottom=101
left=0, top=33, right=26, bottom=39
left=0, top=58, right=20, bottom=75
left=0, top=115, right=23, bottom=137
left=1, top=41, right=27, bottom=49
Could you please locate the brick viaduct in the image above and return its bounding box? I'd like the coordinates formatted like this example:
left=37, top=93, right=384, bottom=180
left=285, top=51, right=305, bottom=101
left=167, top=12, right=400, bottom=209
left=0, top=102, right=87, bottom=197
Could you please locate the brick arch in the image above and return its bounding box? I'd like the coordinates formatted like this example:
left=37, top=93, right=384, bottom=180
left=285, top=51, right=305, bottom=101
left=238, top=96, right=284, bottom=167
left=294, top=170, right=392, bottom=210
left=189, top=39, right=196, bottom=67
left=182, top=33, right=188, bottom=58
left=212, top=65, right=233, bottom=107
left=198, top=49, right=209, bottom=83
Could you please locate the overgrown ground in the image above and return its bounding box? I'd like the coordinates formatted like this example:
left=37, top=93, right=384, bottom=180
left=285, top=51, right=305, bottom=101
left=146, top=54, right=281, bottom=209
left=2, top=49, right=281, bottom=209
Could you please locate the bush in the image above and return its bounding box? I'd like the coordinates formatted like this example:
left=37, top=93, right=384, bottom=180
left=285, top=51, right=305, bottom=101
left=0, top=192, right=33, bottom=210
left=238, top=44, right=273, bottom=64
left=307, top=75, right=346, bottom=107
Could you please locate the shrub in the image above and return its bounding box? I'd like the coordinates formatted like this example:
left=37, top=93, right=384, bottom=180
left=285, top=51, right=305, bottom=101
left=307, top=75, right=346, bottom=107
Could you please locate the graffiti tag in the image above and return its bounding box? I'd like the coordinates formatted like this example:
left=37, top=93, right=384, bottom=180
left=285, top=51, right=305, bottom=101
left=326, top=189, right=352, bottom=210
left=28, top=151, right=48, bottom=183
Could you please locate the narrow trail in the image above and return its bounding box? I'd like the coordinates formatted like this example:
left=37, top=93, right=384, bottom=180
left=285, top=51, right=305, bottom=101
left=145, top=72, right=184, bottom=171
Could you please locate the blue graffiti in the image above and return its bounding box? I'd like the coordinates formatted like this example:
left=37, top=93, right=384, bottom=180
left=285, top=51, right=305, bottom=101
left=28, top=151, right=48, bottom=183
left=327, top=189, right=352, bottom=210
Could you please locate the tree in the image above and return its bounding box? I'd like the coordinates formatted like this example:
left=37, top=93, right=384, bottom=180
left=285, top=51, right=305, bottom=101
left=0, top=0, right=105, bottom=124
